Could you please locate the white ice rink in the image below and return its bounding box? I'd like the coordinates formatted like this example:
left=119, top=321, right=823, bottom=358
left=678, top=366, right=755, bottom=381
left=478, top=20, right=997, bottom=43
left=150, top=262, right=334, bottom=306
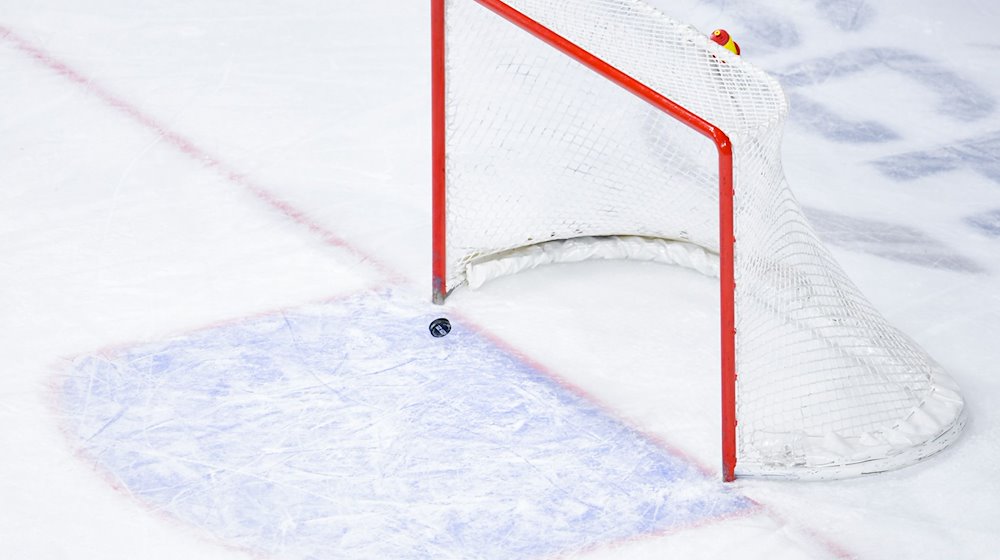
left=2, top=1, right=999, bottom=558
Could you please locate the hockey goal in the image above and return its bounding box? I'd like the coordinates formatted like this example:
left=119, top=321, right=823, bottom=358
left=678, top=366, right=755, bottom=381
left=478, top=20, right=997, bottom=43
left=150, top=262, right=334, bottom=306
left=431, top=0, right=965, bottom=480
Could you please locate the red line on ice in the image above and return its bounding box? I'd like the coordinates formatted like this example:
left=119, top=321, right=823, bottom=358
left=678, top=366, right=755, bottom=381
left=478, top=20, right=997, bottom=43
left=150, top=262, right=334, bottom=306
left=0, top=25, right=401, bottom=284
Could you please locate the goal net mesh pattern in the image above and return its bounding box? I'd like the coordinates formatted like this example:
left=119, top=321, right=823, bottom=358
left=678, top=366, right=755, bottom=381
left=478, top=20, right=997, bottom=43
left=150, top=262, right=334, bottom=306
left=441, top=0, right=964, bottom=478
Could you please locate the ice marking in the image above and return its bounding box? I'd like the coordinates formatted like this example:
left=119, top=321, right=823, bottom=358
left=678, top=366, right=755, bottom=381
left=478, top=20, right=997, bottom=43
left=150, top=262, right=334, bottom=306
left=872, top=131, right=1000, bottom=184
left=703, top=0, right=873, bottom=35
left=813, top=0, right=876, bottom=32
left=59, top=292, right=751, bottom=559
left=805, top=207, right=983, bottom=272
left=700, top=0, right=802, bottom=51
left=777, top=49, right=995, bottom=142
left=966, top=209, right=1000, bottom=237
left=787, top=92, right=898, bottom=144
left=0, top=25, right=400, bottom=283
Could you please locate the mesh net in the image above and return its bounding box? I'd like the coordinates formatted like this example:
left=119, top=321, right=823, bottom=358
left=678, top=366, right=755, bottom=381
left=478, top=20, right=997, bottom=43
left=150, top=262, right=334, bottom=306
left=441, top=0, right=964, bottom=478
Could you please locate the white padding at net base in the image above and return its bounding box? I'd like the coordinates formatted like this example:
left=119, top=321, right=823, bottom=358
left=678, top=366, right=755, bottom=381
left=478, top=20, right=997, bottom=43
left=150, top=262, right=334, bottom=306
left=466, top=236, right=719, bottom=289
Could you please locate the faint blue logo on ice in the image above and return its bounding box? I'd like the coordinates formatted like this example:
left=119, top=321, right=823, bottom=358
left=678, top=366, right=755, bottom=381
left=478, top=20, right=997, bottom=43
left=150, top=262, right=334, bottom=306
left=806, top=207, right=983, bottom=272
left=872, top=131, right=1000, bottom=185
left=777, top=49, right=995, bottom=143
left=966, top=209, right=1000, bottom=237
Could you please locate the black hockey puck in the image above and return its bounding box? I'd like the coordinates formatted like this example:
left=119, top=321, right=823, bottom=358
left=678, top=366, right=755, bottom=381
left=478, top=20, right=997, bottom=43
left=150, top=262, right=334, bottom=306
left=429, top=317, right=452, bottom=338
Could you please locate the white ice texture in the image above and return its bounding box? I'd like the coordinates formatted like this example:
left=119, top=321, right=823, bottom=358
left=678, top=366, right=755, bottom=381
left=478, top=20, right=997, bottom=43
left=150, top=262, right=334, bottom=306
left=1, top=0, right=999, bottom=559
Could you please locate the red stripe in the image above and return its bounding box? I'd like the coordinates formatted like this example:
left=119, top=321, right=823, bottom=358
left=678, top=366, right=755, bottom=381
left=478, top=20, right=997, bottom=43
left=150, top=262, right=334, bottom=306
left=0, top=25, right=402, bottom=284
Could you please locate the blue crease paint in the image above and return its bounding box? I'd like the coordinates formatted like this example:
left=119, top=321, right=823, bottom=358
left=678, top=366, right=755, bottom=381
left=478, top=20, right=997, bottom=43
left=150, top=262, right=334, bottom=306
left=61, top=292, right=749, bottom=559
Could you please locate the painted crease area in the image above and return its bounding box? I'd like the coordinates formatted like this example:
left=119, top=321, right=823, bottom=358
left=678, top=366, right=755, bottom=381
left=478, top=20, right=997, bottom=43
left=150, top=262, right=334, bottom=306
left=59, top=292, right=751, bottom=559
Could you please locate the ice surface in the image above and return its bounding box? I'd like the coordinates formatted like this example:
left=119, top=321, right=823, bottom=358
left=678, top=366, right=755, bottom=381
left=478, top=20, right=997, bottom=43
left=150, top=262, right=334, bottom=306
left=805, top=207, right=982, bottom=273
left=2, top=0, right=999, bottom=559
left=966, top=209, right=1000, bottom=237
left=59, top=291, right=750, bottom=559
left=872, top=131, right=1000, bottom=184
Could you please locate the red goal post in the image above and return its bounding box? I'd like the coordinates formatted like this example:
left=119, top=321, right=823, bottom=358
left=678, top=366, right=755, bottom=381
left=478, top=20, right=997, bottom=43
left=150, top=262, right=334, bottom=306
left=431, top=0, right=739, bottom=480
left=431, top=0, right=964, bottom=482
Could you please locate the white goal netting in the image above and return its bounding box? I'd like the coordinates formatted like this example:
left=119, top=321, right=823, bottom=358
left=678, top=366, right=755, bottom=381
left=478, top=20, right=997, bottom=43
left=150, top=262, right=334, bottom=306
left=440, top=0, right=965, bottom=478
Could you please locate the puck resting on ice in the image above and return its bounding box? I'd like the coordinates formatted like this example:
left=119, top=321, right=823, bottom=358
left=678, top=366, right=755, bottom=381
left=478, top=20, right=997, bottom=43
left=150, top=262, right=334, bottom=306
left=429, top=317, right=452, bottom=338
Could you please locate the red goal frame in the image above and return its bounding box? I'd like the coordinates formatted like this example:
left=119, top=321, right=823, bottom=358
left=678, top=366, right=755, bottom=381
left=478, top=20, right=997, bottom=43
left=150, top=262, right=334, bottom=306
left=431, top=0, right=740, bottom=481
